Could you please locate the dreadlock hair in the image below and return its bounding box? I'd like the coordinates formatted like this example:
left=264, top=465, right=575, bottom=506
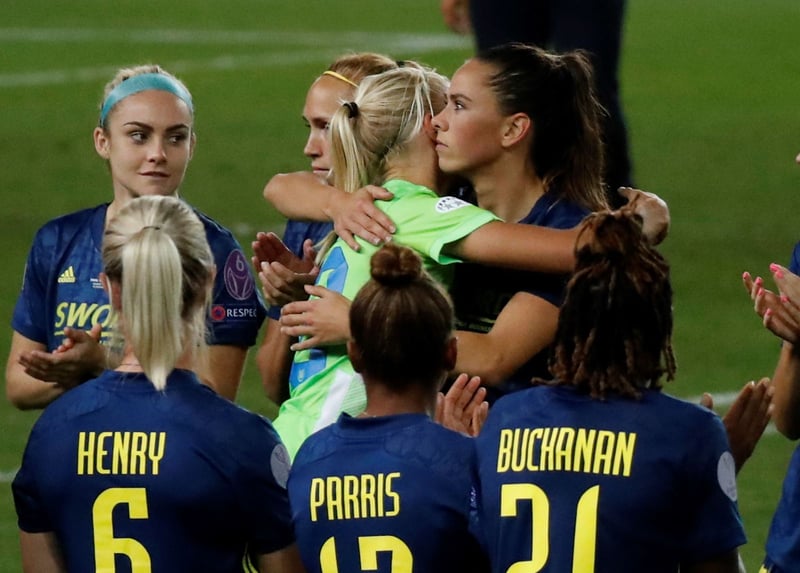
left=349, top=243, right=454, bottom=393
left=549, top=210, right=676, bottom=399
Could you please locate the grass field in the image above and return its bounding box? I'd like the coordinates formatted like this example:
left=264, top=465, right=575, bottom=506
left=1, top=0, right=799, bottom=570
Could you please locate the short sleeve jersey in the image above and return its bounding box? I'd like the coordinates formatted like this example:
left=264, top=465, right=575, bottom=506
left=450, top=193, right=589, bottom=399
left=762, top=241, right=800, bottom=570
left=12, top=369, right=294, bottom=571
left=273, top=179, right=498, bottom=458
left=475, top=385, right=746, bottom=573
left=789, top=241, right=800, bottom=275
left=288, top=413, right=488, bottom=573
left=266, top=219, right=334, bottom=321
left=11, top=203, right=265, bottom=351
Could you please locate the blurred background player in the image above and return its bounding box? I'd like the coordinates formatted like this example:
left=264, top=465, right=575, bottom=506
left=288, top=243, right=488, bottom=573
left=6, top=64, right=263, bottom=407
left=475, top=209, right=745, bottom=572
left=12, top=195, right=301, bottom=572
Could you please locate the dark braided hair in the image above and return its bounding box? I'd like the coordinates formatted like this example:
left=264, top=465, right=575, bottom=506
left=549, top=210, right=676, bottom=399
left=350, top=243, right=454, bottom=392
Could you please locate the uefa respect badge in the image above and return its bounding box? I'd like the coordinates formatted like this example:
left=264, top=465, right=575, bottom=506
left=223, top=250, right=255, bottom=301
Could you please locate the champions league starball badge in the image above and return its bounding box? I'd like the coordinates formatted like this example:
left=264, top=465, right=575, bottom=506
left=223, top=250, right=255, bottom=301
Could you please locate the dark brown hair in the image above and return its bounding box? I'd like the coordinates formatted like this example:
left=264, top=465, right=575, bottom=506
left=477, top=42, right=608, bottom=211
left=549, top=210, right=676, bottom=399
left=350, top=244, right=453, bottom=391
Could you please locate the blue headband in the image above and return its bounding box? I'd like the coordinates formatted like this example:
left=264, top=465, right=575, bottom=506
left=99, top=73, right=194, bottom=127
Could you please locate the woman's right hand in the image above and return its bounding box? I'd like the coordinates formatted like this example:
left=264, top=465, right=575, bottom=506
left=743, top=268, right=800, bottom=344
left=252, top=233, right=319, bottom=306
left=617, top=187, right=670, bottom=245
left=280, top=285, right=352, bottom=350
left=326, top=185, right=396, bottom=251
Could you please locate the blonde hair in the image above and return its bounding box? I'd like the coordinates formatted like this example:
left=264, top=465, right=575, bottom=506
left=325, top=52, right=398, bottom=86
left=330, top=64, right=448, bottom=194
left=98, top=64, right=193, bottom=128
left=312, top=65, right=447, bottom=260
left=103, top=196, right=213, bottom=390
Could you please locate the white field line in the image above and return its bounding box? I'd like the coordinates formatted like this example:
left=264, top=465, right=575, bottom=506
left=0, top=28, right=470, bottom=88
left=0, top=392, right=778, bottom=483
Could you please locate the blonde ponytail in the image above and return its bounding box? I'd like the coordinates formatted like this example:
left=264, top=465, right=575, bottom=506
left=103, top=196, right=213, bottom=390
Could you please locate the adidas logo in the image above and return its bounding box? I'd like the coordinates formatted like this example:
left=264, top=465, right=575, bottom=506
left=58, top=266, right=76, bottom=284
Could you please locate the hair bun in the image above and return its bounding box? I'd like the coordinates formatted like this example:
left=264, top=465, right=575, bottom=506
left=370, top=243, right=423, bottom=287
left=580, top=210, right=644, bottom=259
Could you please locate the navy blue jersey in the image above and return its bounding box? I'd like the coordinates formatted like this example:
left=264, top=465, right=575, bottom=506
left=762, top=241, right=800, bottom=570
left=475, top=385, right=745, bottom=573
left=450, top=193, right=589, bottom=399
left=288, top=413, right=489, bottom=573
left=790, top=241, right=800, bottom=275
left=764, top=445, right=800, bottom=570
left=12, top=203, right=265, bottom=351
left=266, top=219, right=333, bottom=321
left=13, top=369, right=294, bottom=571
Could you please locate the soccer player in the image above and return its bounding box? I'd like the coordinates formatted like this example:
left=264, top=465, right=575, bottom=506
left=288, top=242, right=488, bottom=573
left=475, top=209, right=746, bottom=572
left=6, top=64, right=263, bottom=407
left=255, top=53, right=398, bottom=406
left=265, top=45, right=665, bottom=401
left=261, top=63, right=670, bottom=458
left=12, top=196, right=301, bottom=572
left=742, top=154, right=800, bottom=570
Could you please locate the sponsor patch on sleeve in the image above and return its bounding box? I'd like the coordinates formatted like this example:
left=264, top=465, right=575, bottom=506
left=223, top=250, right=255, bottom=301
left=270, top=443, right=291, bottom=489
left=717, top=451, right=737, bottom=502
left=435, top=196, right=472, bottom=213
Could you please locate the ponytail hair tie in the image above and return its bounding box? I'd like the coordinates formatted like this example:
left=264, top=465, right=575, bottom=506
left=344, top=101, right=359, bottom=118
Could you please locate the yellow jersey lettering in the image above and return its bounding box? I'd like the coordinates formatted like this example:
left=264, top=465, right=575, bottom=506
left=555, top=427, right=575, bottom=471
left=385, top=472, right=400, bottom=517
left=540, top=427, right=558, bottom=471
left=497, top=429, right=514, bottom=472
left=613, top=432, right=636, bottom=477
left=592, top=430, right=615, bottom=475
left=574, top=428, right=597, bottom=473
left=494, top=427, right=637, bottom=478
left=511, top=428, right=529, bottom=472
left=311, top=473, right=402, bottom=521
left=343, top=475, right=359, bottom=519
left=147, top=432, right=166, bottom=475
left=326, top=476, right=343, bottom=520
left=55, top=302, right=68, bottom=329
left=91, top=304, right=113, bottom=328
left=96, top=431, right=112, bottom=475
left=76, top=432, right=167, bottom=476
left=310, top=478, right=325, bottom=522
left=130, top=432, right=147, bottom=474
left=113, top=432, right=131, bottom=475
left=77, top=431, right=95, bottom=475
left=361, top=473, right=377, bottom=518
left=66, top=303, right=99, bottom=329
left=526, top=428, right=540, bottom=471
